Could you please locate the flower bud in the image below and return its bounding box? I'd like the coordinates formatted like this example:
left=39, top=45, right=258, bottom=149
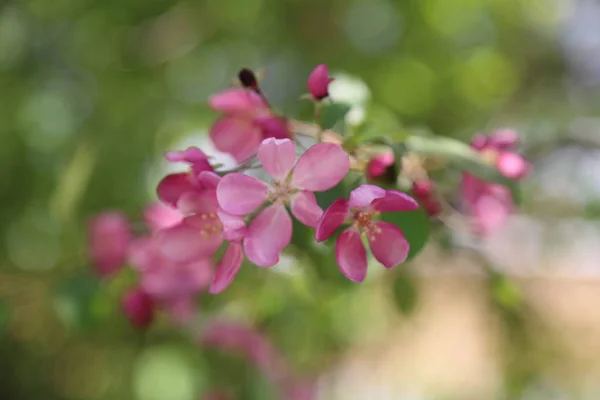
left=87, top=211, right=131, bottom=278
left=496, top=152, right=529, bottom=180
left=411, top=180, right=441, bottom=217
left=366, top=151, right=396, bottom=184
left=238, top=68, right=258, bottom=91
left=307, top=64, right=334, bottom=100
left=121, top=287, right=155, bottom=329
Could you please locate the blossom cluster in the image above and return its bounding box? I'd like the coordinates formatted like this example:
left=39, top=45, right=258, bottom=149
left=86, top=64, right=530, bottom=332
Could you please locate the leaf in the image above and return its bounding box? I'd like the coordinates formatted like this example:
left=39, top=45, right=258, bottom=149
left=491, top=273, right=522, bottom=310
left=54, top=271, right=101, bottom=330
left=380, top=204, right=430, bottom=261
left=320, top=103, right=351, bottom=130
left=405, top=135, right=510, bottom=184
left=391, top=271, right=418, bottom=315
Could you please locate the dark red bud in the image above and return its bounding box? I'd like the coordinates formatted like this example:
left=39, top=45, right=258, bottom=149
left=238, top=68, right=258, bottom=91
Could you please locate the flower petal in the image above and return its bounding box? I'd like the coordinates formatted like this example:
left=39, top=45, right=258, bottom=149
left=291, top=190, right=323, bottom=228
left=197, top=171, right=221, bottom=189
left=256, top=116, right=290, bottom=140
left=208, top=88, right=265, bottom=114
left=335, top=228, right=368, bottom=283
left=156, top=218, right=222, bottom=262
left=243, top=204, right=292, bottom=267
left=156, top=173, right=193, bottom=207
left=176, top=190, right=218, bottom=215
left=257, top=138, right=296, bottom=180
left=88, top=211, right=131, bottom=277
left=473, top=185, right=513, bottom=235
left=291, top=143, right=349, bottom=191
left=217, top=209, right=247, bottom=241
left=496, top=152, right=529, bottom=180
left=368, top=221, right=409, bottom=268
left=210, top=242, right=244, bottom=294
left=315, top=198, right=349, bottom=242
left=144, top=203, right=183, bottom=232
left=210, top=116, right=263, bottom=162
left=489, top=129, right=519, bottom=150
left=371, top=190, right=420, bottom=212
left=217, top=173, right=268, bottom=215
left=348, top=184, right=386, bottom=208
left=165, top=146, right=207, bottom=164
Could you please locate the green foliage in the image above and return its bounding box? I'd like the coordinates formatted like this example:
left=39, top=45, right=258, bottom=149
left=319, top=102, right=351, bottom=131
left=380, top=204, right=431, bottom=261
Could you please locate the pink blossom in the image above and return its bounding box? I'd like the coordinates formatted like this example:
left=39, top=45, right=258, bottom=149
left=128, top=234, right=213, bottom=324
left=411, top=180, right=441, bottom=217
left=366, top=151, right=395, bottom=182
left=87, top=211, right=131, bottom=278
left=307, top=64, right=334, bottom=100
left=121, top=286, right=155, bottom=329
left=144, top=202, right=183, bottom=232
left=217, top=138, right=350, bottom=267
left=461, top=130, right=529, bottom=235
left=315, top=185, right=419, bottom=282
left=156, top=147, right=215, bottom=207
left=209, top=88, right=290, bottom=162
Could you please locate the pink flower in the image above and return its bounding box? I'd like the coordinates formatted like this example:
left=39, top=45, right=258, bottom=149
left=461, top=129, right=529, bottom=235
left=128, top=235, right=213, bottom=324
left=121, top=286, right=155, bottom=329
left=411, top=180, right=441, bottom=217
left=87, top=211, right=131, bottom=278
left=144, top=202, right=183, bottom=232
left=307, top=64, right=334, bottom=100
left=315, top=185, right=419, bottom=282
left=209, top=88, right=290, bottom=163
left=156, top=147, right=215, bottom=207
left=366, top=151, right=395, bottom=182
left=217, top=138, right=350, bottom=267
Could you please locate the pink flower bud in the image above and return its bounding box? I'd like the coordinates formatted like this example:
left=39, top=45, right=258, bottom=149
left=307, top=64, right=334, bottom=100
left=121, top=287, right=155, bottom=329
left=366, top=151, right=395, bottom=182
left=87, top=211, right=131, bottom=278
left=411, top=180, right=440, bottom=217
left=496, top=152, right=529, bottom=180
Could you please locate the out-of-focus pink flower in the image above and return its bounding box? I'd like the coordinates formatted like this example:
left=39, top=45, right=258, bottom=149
left=411, top=180, right=441, bottom=217
left=315, top=185, right=419, bottom=282
left=144, top=203, right=183, bottom=232
left=209, top=88, right=291, bottom=162
left=200, top=321, right=289, bottom=386
left=366, top=151, right=395, bottom=183
left=461, top=129, right=529, bottom=235
left=128, top=235, right=213, bottom=324
left=307, top=64, right=334, bottom=100
left=87, top=211, right=131, bottom=278
left=121, top=286, right=155, bottom=329
left=157, top=147, right=215, bottom=207
left=217, top=138, right=350, bottom=267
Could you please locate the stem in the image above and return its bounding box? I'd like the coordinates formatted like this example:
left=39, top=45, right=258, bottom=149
left=314, top=101, right=323, bottom=142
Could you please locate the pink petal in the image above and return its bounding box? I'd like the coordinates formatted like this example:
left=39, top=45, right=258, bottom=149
left=176, top=190, right=218, bottom=215
left=256, top=116, right=290, bottom=140
left=291, top=143, right=350, bottom=191
left=461, top=173, right=487, bottom=208
left=208, top=88, right=266, bottom=114
left=87, top=211, right=131, bottom=277
left=315, top=198, right=349, bottom=242
left=144, top=203, right=183, bottom=232
left=121, top=287, right=154, bottom=329
left=371, top=190, right=420, bottom=212
left=217, top=210, right=247, bottom=241
left=348, top=184, right=386, bottom=208
left=257, top=138, right=296, bottom=180
left=335, top=228, right=368, bottom=283
left=307, top=64, right=332, bottom=99
left=197, top=171, right=221, bottom=189
left=156, top=218, right=222, bottom=262
left=243, top=204, right=292, bottom=267
left=165, top=146, right=208, bottom=164
left=489, top=129, right=519, bottom=149
left=367, top=151, right=394, bottom=180
left=216, top=173, right=268, bottom=215
left=291, top=190, right=323, bottom=228
left=470, top=133, right=489, bottom=150
left=210, top=116, right=263, bottom=162
left=156, top=173, right=194, bottom=207
left=127, top=236, right=158, bottom=271
left=496, top=151, right=529, bottom=180
left=473, top=186, right=513, bottom=235
left=210, top=242, right=244, bottom=294
left=368, top=221, right=409, bottom=268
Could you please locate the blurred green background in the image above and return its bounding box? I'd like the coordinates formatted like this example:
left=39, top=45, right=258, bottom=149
left=2, top=0, right=600, bottom=399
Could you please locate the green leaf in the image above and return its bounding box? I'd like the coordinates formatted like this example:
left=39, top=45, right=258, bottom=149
left=405, top=135, right=510, bottom=184
left=380, top=204, right=430, bottom=261
left=320, top=103, right=351, bottom=130
left=491, top=273, right=522, bottom=310
left=391, top=271, right=418, bottom=315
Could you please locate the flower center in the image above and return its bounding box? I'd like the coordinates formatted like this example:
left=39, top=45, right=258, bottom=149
left=197, top=212, right=222, bottom=239
left=268, top=180, right=295, bottom=204
left=351, top=209, right=382, bottom=240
